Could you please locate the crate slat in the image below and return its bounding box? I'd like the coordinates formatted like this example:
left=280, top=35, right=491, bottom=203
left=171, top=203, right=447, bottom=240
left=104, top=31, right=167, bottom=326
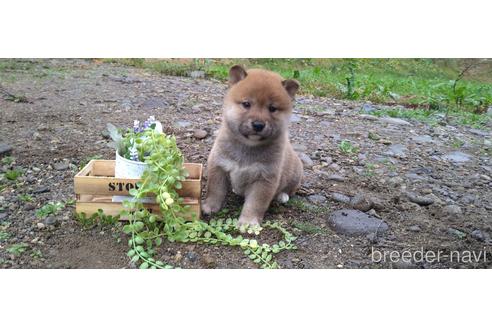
left=74, top=160, right=202, bottom=220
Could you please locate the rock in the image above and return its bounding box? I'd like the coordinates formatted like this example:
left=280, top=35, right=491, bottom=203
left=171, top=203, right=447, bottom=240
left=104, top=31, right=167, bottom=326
left=37, top=222, right=45, bottom=229
left=142, top=97, right=168, bottom=109
left=101, top=130, right=111, bottom=139
left=405, top=192, right=434, bottom=206
left=412, top=135, right=433, bottom=144
left=33, top=186, right=50, bottom=194
left=53, top=161, right=70, bottom=171
left=408, top=225, right=421, bottom=232
left=202, top=254, right=217, bottom=268
left=380, top=117, right=412, bottom=126
left=290, top=114, right=301, bottom=123
left=24, top=203, right=35, bottom=211
left=190, top=70, right=205, bottom=79
left=350, top=193, right=373, bottom=212
left=388, top=176, right=404, bottom=187
left=469, top=129, right=490, bottom=137
left=185, top=251, right=199, bottom=262
left=359, top=114, right=378, bottom=121
left=471, top=229, right=490, bottom=242
left=0, top=143, right=13, bottom=156
left=442, top=205, right=463, bottom=216
left=307, top=194, right=326, bottom=204
left=361, top=103, right=376, bottom=114
left=193, top=129, right=208, bottom=139
left=326, top=174, right=345, bottom=182
left=442, top=151, right=472, bottom=163
left=44, top=216, right=58, bottom=226
left=385, top=144, right=407, bottom=158
left=298, top=152, right=314, bottom=168
left=0, top=212, right=7, bottom=222
left=175, top=120, right=191, bottom=129
left=327, top=209, right=389, bottom=236
left=330, top=192, right=351, bottom=204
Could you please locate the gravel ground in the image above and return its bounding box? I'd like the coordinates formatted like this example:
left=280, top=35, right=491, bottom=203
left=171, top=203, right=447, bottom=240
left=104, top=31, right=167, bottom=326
left=1, top=59, right=491, bottom=269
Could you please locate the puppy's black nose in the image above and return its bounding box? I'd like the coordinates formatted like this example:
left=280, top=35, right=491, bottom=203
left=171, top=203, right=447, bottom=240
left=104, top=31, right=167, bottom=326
left=252, top=121, right=265, bottom=132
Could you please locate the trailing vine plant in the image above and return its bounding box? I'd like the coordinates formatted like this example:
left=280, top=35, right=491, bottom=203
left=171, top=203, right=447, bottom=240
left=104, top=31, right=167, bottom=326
left=117, top=129, right=297, bottom=269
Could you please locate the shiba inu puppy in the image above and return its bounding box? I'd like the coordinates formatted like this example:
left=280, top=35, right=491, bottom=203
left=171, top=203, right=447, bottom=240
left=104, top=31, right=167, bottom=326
left=202, top=65, right=303, bottom=226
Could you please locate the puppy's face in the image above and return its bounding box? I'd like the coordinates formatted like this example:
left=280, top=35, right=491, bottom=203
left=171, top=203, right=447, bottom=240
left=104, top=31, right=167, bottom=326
left=223, top=66, right=299, bottom=145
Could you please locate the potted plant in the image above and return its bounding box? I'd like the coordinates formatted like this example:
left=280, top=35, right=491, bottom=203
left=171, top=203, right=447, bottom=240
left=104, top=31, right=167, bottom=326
left=107, top=116, right=163, bottom=203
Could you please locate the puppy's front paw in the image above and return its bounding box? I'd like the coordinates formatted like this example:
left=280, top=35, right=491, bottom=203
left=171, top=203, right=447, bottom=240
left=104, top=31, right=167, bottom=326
left=202, top=199, right=221, bottom=215
left=238, top=215, right=261, bottom=227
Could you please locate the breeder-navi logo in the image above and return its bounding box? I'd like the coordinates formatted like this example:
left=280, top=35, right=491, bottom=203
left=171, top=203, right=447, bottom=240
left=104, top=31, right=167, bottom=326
left=371, top=247, right=490, bottom=264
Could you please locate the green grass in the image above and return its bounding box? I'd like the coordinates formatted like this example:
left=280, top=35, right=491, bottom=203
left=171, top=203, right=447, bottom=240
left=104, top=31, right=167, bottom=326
left=35, top=201, right=65, bottom=218
left=369, top=107, right=490, bottom=128
left=18, top=194, right=33, bottom=202
left=6, top=243, right=29, bottom=256
left=339, top=140, right=359, bottom=155
left=292, top=221, right=326, bottom=234
left=104, top=58, right=492, bottom=119
left=3, top=169, right=22, bottom=181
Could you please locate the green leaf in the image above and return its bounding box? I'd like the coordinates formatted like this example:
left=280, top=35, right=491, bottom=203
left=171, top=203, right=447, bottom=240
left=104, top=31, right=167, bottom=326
left=204, top=231, right=212, bottom=238
left=127, top=250, right=135, bottom=257
left=140, top=262, right=149, bottom=269
left=131, top=255, right=139, bottom=263
left=135, top=236, right=144, bottom=244
left=155, top=237, right=162, bottom=246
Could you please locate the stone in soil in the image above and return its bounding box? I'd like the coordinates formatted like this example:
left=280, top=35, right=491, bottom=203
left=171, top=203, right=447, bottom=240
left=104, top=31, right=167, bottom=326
left=408, top=225, right=421, bottom=232
left=405, top=192, right=434, bottom=206
left=298, top=152, right=314, bottom=168
left=330, top=192, right=351, bottom=204
left=193, top=129, right=208, bottom=139
left=350, top=193, right=373, bottom=212
left=385, top=144, right=407, bottom=158
left=442, top=151, right=472, bottom=163
left=142, top=97, right=168, bottom=109
left=412, top=135, right=433, bottom=144
left=53, top=161, right=70, bottom=171
left=327, top=209, right=388, bottom=236
left=44, top=216, right=58, bottom=226
left=441, top=204, right=463, bottom=216
left=0, top=143, right=13, bottom=156
left=307, top=194, right=326, bottom=204
left=175, top=120, right=191, bottom=129
left=379, top=117, right=412, bottom=126
left=33, top=186, right=50, bottom=194
left=0, top=212, right=7, bottom=222
left=471, top=229, right=490, bottom=242
left=326, top=174, right=345, bottom=182
left=290, top=114, right=301, bottom=123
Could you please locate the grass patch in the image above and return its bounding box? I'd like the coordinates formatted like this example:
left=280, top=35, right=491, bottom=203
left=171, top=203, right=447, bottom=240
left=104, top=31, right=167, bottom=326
left=105, top=58, right=492, bottom=116
left=339, top=140, right=359, bottom=155
left=369, top=107, right=490, bottom=128
left=35, top=201, right=65, bottom=219
left=7, top=243, right=29, bottom=256
left=3, top=169, right=22, bottom=181
left=292, top=221, right=326, bottom=234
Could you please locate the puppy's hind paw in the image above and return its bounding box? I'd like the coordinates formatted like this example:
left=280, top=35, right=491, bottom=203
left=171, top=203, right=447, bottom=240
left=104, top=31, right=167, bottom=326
left=276, top=192, right=290, bottom=204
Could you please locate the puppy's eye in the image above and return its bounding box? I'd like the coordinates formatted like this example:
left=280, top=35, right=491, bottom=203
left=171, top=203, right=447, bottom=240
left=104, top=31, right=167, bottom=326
left=241, top=101, right=251, bottom=109
left=268, top=105, right=278, bottom=112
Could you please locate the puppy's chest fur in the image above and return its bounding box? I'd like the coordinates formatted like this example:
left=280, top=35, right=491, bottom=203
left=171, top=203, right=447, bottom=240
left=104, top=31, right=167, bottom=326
left=216, top=145, right=279, bottom=196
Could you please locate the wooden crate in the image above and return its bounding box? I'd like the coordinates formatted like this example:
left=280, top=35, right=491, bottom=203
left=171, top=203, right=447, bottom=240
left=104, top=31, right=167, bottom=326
left=74, top=160, right=202, bottom=220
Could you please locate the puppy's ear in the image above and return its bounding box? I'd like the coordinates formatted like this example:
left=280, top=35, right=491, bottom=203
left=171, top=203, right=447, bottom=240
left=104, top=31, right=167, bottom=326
left=229, top=65, right=247, bottom=85
left=282, top=79, right=300, bottom=99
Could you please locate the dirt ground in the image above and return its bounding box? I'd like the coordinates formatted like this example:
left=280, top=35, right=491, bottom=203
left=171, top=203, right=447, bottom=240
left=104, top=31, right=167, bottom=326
left=1, top=59, right=491, bottom=269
